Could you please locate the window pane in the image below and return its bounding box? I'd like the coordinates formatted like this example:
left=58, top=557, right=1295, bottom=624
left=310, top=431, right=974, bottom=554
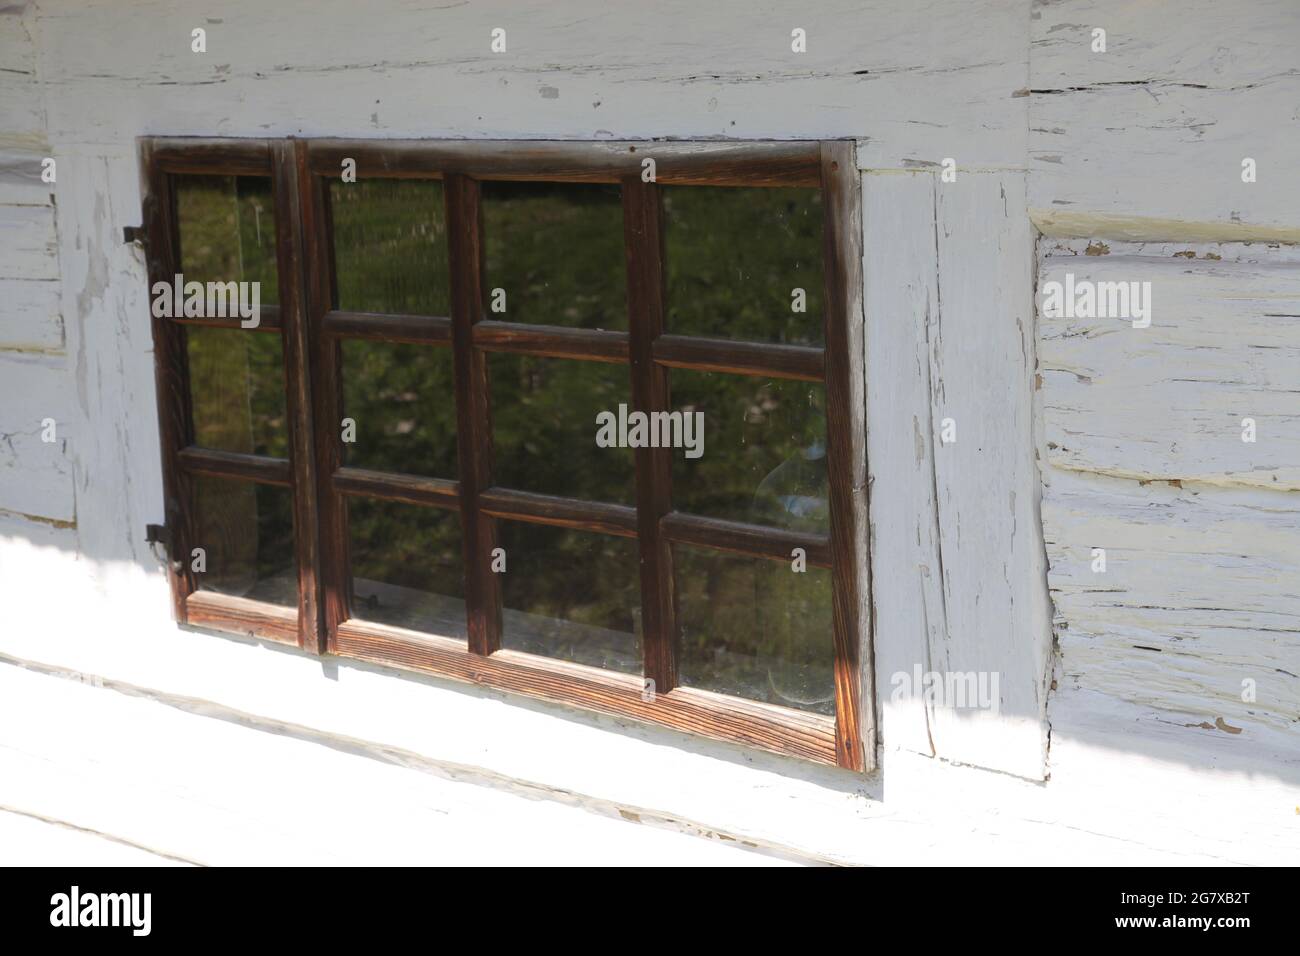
left=192, top=476, right=296, bottom=607
left=348, top=498, right=465, bottom=636
left=187, top=326, right=287, bottom=459
left=490, top=353, right=634, bottom=503
left=341, top=340, right=457, bottom=478
left=482, top=182, right=626, bottom=330
left=671, top=370, right=828, bottom=533
left=663, top=186, right=823, bottom=345
left=330, top=179, right=450, bottom=315
left=499, top=521, right=641, bottom=674
left=176, top=175, right=278, bottom=304
left=675, top=545, right=834, bottom=715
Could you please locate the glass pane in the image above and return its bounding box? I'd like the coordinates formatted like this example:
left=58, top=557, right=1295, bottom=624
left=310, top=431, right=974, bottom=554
left=187, top=326, right=287, bottom=459
left=662, top=186, right=823, bottom=345
left=671, top=369, right=828, bottom=532
left=176, top=175, right=278, bottom=304
left=348, top=498, right=465, bottom=636
left=341, top=340, right=457, bottom=478
left=192, top=476, right=296, bottom=607
left=490, top=353, right=634, bottom=503
left=482, top=182, right=626, bottom=330
left=499, top=521, right=641, bottom=674
left=675, top=545, right=834, bottom=715
left=330, top=179, right=450, bottom=315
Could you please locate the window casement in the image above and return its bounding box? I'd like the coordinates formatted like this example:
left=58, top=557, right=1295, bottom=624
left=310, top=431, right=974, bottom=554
left=140, top=137, right=873, bottom=771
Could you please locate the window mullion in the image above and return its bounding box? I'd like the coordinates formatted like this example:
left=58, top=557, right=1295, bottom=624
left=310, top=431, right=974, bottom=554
left=622, top=178, right=678, bottom=695
left=296, top=140, right=352, bottom=649
left=272, top=140, right=326, bottom=653
left=445, top=173, right=503, bottom=656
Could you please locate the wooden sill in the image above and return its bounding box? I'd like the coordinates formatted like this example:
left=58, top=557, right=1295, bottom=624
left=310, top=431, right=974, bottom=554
left=333, top=616, right=838, bottom=766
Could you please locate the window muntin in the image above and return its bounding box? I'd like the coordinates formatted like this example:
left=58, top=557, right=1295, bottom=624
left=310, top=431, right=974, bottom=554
left=143, top=139, right=866, bottom=770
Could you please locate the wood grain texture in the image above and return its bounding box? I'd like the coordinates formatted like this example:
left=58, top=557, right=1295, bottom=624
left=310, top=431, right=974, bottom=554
left=0, top=205, right=59, bottom=280
left=273, top=140, right=323, bottom=652
left=184, top=590, right=299, bottom=647
left=177, top=446, right=291, bottom=486
left=334, top=619, right=839, bottom=766
left=819, top=143, right=869, bottom=771
left=1042, top=468, right=1300, bottom=736
left=865, top=170, right=1052, bottom=779
left=0, top=279, right=63, bottom=354
left=308, top=139, right=821, bottom=186
left=1038, top=239, right=1300, bottom=491
left=445, top=173, right=502, bottom=656
left=334, top=467, right=459, bottom=510
left=622, top=178, right=678, bottom=695
left=479, top=487, right=638, bottom=538
left=1029, top=0, right=1300, bottom=240
left=298, top=146, right=352, bottom=646
left=0, top=354, right=75, bottom=524
left=322, top=310, right=451, bottom=345
left=141, top=143, right=197, bottom=620
left=652, top=335, right=823, bottom=382
left=171, top=304, right=282, bottom=332
left=474, top=321, right=628, bottom=364
left=661, top=512, right=830, bottom=568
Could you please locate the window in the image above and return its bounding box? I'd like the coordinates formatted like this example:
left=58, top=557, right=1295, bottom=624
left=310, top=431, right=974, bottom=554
left=141, top=138, right=871, bottom=770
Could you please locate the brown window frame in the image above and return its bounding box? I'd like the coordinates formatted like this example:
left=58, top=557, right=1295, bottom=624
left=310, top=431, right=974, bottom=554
left=140, top=136, right=873, bottom=771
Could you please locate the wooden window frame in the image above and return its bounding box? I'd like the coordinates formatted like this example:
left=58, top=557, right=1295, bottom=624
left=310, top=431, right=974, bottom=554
left=140, top=136, right=874, bottom=771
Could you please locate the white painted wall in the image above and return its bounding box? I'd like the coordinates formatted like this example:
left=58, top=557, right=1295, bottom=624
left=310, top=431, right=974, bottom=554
left=0, top=0, right=1295, bottom=864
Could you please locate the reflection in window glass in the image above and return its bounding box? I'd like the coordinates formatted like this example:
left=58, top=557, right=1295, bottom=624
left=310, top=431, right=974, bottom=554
left=671, top=369, right=828, bottom=533
left=176, top=175, right=278, bottom=302
left=349, top=498, right=465, bottom=637
left=341, top=340, right=458, bottom=478
left=490, top=353, right=634, bottom=504
left=192, top=476, right=297, bottom=607
left=663, top=186, right=823, bottom=345
left=187, top=326, right=287, bottom=459
left=675, top=545, right=834, bottom=715
left=499, top=521, right=641, bottom=674
left=482, top=182, right=626, bottom=330
left=330, top=179, right=450, bottom=315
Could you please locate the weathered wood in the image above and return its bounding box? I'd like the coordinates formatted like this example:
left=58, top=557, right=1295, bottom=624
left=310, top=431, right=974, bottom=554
left=308, top=139, right=821, bottom=186
left=322, top=310, right=451, bottom=345
left=819, top=142, right=868, bottom=772
left=177, top=446, right=292, bottom=486
left=1042, top=468, right=1300, bottom=735
left=150, top=138, right=273, bottom=177
left=652, top=335, right=824, bottom=382
left=273, top=140, right=324, bottom=652
left=1029, top=0, right=1300, bottom=240
left=622, top=177, right=678, bottom=695
left=334, top=467, right=460, bottom=510
left=334, top=619, right=839, bottom=766
left=298, top=141, right=353, bottom=647
left=1038, top=239, right=1300, bottom=491
left=171, top=304, right=282, bottom=332
left=0, top=205, right=58, bottom=280
left=660, top=512, right=830, bottom=568
left=0, top=280, right=63, bottom=354
left=0, top=354, right=75, bottom=524
left=445, top=173, right=502, bottom=656
left=185, top=590, right=299, bottom=646
left=861, top=171, right=944, bottom=760
left=928, top=170, right=1050, bottom=779
left=480, top=487, right=637, bottom=538
left=473, top=321, right=628, bottom=364
left=141, top=142, right=198, bottom=621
